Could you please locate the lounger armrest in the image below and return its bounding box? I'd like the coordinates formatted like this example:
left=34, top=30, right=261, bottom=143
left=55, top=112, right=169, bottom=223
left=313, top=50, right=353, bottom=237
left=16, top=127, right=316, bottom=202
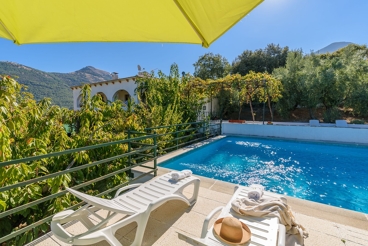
left=277, top=224, right=286, bottom=246
left=201, top=206, right=224, bottom=238
left=114, top=183, right=142, bottom=198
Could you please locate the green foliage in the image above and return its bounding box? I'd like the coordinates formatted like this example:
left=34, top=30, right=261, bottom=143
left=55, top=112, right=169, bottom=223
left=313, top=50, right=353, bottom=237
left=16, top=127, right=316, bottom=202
left=0, top=75, right=73, bottom=243
left=338, top=45, right=368, bottom=117
left=350, top=119, right=365, bottom=124
left=193, top=53, right=231, bottom=80
left=135, top=64, right=209, bottom=154
left=136, top=64, right=183, bottom=128
left=232, top=43, right=289, bottom=75
left=181, top=75, right=208, bottom=123
left=274, top=44, right=368, bottom=119
left=323, top=107, right=340, bottom=123
left=0, top=75, right=142, bottom=244
left=136, top=64, right=208, bottom=127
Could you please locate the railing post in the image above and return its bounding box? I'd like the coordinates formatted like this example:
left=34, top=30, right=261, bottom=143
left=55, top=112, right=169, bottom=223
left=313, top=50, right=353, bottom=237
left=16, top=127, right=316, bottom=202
left=202, top=121, right=205, bottom=139
left=219, top=119, right=222, bottom=135
left=128, top=130, right=132, bottom=179
left=153, top=132, right=157, bottom=177
left=176, top=125, right=179, bottom=149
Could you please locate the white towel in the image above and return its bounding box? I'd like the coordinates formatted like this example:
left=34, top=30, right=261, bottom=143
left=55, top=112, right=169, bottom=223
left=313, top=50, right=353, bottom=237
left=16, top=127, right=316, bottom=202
left=171, top=170, right=192, bottom=181
left=171, top=172, right=186, bottom=181
left=231, top=196, right=308, bottom=245
left=181, top=169, right=192, bottom=177
left=248, top=184, right=264, bottom=200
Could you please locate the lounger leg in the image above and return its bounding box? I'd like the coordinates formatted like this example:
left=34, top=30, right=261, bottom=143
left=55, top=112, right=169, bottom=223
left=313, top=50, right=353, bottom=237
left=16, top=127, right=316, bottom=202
left=176, top=178, right=200, bottom=206
left=131, top=220, right=149, bottom=246
left=189, top=179, right=200, bottom=205
left=181, top=178, right=200, bottom=206
left=131, top=207, right=154, bottom=246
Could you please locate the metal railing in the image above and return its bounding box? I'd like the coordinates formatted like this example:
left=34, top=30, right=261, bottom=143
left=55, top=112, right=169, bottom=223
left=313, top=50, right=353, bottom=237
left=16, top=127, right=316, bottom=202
left=142, top=121, right=221, bottom=156
left=0, top=134, right=157, bottom=244
left=197, top=111, right=222, bottom=121
left=0, top=121, right=221, bottom=244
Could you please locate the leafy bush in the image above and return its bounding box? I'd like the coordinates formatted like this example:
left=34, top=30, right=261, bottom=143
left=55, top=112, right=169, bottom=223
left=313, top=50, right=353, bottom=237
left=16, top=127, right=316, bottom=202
left=323, top=107, right=341, bottom=123
left=0, top=76, right=139, bottom=244
left=349, top=119, right=365, bottom=124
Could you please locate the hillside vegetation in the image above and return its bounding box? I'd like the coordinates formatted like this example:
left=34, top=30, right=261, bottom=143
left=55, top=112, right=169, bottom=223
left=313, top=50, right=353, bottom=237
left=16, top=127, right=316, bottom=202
left=0, top=62, right=112, bottom=108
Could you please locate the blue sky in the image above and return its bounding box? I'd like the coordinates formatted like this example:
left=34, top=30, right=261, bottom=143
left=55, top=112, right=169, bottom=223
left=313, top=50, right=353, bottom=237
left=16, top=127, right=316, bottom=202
left=1, top=0, right=367, bottom=77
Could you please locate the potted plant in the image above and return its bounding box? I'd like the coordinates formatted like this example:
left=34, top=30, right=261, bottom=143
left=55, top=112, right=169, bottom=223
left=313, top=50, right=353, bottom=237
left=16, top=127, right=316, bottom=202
left=229, top=119, right=246, bottom=123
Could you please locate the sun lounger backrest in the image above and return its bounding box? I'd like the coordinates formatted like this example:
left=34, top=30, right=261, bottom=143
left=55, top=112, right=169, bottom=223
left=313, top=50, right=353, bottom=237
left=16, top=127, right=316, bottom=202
left=113, top=174, right=198, bottom=212
left=68, top=173, right=198, bottom=215
left=67, top=188, right=136, bottom=215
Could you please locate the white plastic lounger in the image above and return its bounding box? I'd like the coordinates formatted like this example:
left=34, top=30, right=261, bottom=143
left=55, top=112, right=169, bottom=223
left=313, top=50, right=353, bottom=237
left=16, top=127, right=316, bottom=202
left=178, top=185, right=286, bottom=246
left=51, top=172, right=200, bottom=246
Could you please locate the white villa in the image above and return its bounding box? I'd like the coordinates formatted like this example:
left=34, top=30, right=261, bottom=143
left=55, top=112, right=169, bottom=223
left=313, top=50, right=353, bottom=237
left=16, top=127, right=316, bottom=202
left=71, top=72, right=219, bottom=118
left=71, top=73, right=138, bottom=110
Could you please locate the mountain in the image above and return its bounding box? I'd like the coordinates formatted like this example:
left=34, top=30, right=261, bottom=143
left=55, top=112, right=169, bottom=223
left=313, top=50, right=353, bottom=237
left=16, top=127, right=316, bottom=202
left=316, top=42, right=353, bottom=54
left=0, top=62, right=112, bottom=108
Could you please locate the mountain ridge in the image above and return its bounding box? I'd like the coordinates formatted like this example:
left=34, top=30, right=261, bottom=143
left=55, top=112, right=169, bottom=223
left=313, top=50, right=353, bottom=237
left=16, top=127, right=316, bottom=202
left=0, top=61, right=112, bottom=108
left=316, top=42, right=353, bottom=54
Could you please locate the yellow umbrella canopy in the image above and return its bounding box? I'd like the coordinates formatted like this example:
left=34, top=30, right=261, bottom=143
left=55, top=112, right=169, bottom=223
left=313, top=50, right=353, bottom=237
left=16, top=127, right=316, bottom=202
left=0, top=0, right=263, bottom=47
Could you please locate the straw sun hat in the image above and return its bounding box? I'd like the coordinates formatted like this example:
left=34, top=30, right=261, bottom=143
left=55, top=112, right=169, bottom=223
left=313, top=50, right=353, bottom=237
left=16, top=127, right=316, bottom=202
left=213, top=217, right=251, bottom=245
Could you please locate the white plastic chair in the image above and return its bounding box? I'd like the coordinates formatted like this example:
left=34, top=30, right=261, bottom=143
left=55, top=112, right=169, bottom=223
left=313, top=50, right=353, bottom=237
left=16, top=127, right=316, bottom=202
left=178, top=185, right=286, bottom=246
left=51, top=172, right=200, bottom=246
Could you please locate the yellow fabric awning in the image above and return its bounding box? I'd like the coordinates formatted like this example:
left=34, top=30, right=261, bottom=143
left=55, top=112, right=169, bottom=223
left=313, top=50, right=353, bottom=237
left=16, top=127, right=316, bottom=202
left=0, top=0, right=263, bottom=47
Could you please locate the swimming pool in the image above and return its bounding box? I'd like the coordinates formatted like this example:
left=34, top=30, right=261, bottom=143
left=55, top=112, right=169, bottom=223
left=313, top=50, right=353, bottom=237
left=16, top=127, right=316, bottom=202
left=160, top=136, right=368, bottom=213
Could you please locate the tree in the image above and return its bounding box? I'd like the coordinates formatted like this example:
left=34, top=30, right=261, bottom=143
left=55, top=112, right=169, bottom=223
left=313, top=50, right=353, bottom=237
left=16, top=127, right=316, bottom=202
left=232, top=44, right=289, bottom=75
left=207, top=79, right=232, bottom=120
left=274, top=44, right=368, bottom=121
left=243, top=73, right=260, bottom=121
left=181, top=75, right=208, bottom=122
left=243, top=72, right=283, bottom=122
left=193, top=53, right=231, bottom=80
left=264, top=43, right=289, bottom=73
left=135, top=64, right=183, bottom=128
left=336, top=44, right=368, bottom=117
left=274, top=50, right=319, bottom=119
left=223, top=74, right=247, bottom=120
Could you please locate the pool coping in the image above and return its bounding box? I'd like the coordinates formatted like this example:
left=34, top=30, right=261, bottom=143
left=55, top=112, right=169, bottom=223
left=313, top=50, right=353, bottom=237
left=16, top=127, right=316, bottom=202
left=224, top=133, right=368, bottom=146
left=153, top=135, right=368, bottom=231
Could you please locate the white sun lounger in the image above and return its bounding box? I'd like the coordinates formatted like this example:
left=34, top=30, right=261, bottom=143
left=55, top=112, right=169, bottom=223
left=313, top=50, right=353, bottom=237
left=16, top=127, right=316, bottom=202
left=178, top=185, right=286, bottom=246
left=51, top=172, right=200, bottom=246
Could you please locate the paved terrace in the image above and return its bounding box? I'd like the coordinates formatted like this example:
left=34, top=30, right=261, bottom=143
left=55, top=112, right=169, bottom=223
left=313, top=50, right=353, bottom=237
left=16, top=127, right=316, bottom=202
left=29, top=140, right=368, bottom=246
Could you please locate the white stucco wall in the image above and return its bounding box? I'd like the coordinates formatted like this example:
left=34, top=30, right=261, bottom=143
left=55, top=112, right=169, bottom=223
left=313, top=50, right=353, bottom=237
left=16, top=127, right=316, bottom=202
left=222, top=122, right=368, bottom=144
left=72, top=78, right=138, bottom=110
left=202, top=98, right=219, bottom=113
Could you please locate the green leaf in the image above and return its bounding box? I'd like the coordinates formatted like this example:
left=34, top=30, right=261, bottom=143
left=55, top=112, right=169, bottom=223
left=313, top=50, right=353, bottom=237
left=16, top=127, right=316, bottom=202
left=0, top=199, right=7, bottom=211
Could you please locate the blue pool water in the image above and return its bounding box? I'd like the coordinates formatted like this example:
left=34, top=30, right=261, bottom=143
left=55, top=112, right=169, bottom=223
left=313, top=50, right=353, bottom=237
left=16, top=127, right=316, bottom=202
left=161, top=136, right=368, bottom=213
